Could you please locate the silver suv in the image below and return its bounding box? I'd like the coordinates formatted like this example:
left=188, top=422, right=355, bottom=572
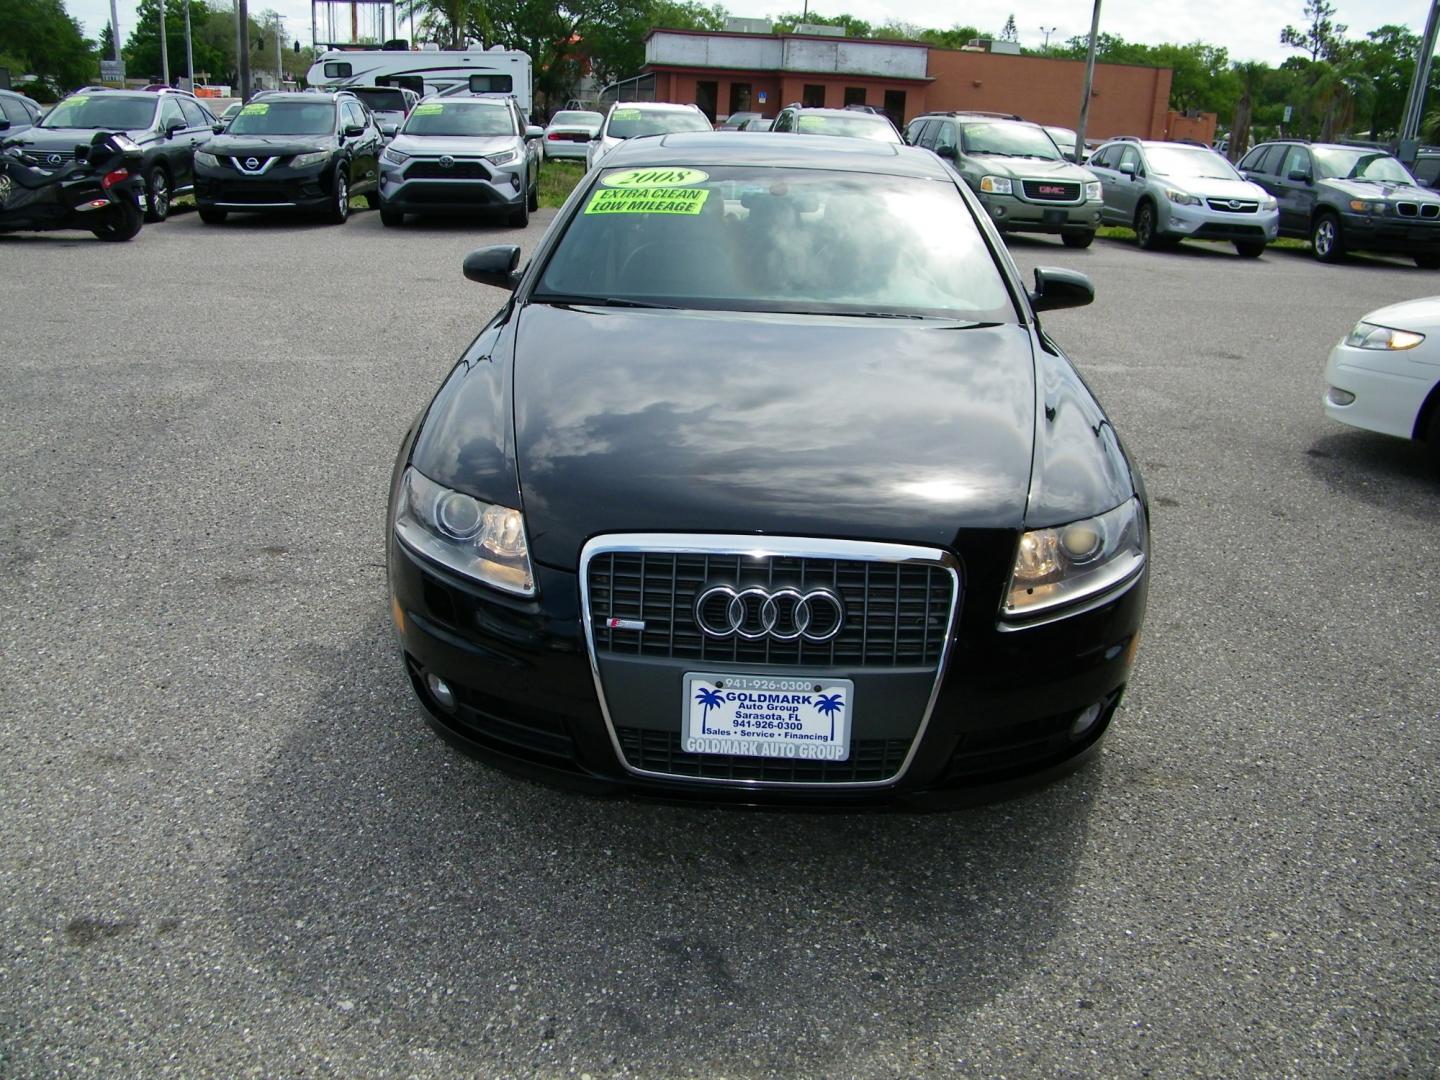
left=377, top=93, right=542, bottom=227
left=904, top=113, right=1103, bottom=248
left=1086, top=138, right=1279, bottom=257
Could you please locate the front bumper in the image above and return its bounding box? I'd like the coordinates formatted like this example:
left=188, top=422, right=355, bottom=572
left=1158, top=200, right=1279, bottom=242
left=379, top=157, right=525, bottom=215
left=1324, top=340, right=1437, bottom=440
left=388, top=526, right=1147, bottom=806
left=1336, top=212, right=1440, bottom=255
left=980, top=192, right=1103, bottom=234
left=194, top=160, right=336, bottom=211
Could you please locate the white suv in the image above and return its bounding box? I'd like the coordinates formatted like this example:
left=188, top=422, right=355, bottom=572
left=585, top=102, right=712, bottom=170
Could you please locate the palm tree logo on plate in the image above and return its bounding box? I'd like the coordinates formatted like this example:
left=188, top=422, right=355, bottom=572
left=694, top=686, right=725, bottom=733
left=814, top=693, right=845, bottom=738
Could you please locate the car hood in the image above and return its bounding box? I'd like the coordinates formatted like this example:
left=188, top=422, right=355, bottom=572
left=1322, top=177, right=1440, bottom=203
left=1155, top=174, right=1267, bottom=200
left=1352, top=296, right=1440, bottom=333
left=986, top=157, right=1093, bottom=181
left=17, top=126, right=150, bottom=150
left=503, top=306, right=1037, bottom=569
left=389, top=133, right=517, bottom=157
left=203, top=134, right=331, bottom=156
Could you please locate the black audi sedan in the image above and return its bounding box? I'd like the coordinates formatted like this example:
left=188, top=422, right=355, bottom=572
left=387, top=133, right=1149, bottom=805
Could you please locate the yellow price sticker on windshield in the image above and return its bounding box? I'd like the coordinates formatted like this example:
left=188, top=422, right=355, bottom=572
left=601, top=168, right=709, bottom=188
left=584, top=187, right=710, bottom=215
left=240, top=103, right=269, bottom=115
left=413, top=103, right=444, bottom=115
left=611, top=108, right=641, bottom=120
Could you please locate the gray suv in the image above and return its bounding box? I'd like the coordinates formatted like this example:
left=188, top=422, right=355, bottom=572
left=1086, top=138, right=1279, bottom=257
left=905, top=112, right=1103, bottom=247
left=378, top=94, right=541, bottom=227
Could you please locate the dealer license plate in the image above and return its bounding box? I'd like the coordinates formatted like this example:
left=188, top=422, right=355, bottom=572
left=1043, top=208, right=1068, bottom=223
left=682, top=672, right=853, bottom=761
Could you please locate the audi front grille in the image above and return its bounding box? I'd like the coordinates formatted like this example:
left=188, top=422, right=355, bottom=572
left=579, top=534, right=962, bottom=789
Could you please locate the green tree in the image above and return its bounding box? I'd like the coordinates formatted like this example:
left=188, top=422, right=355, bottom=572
left=999, top=14, right=1017, bottom=43
left=123, top=0, right=228, bottom=81
left=1228, top=61, right=1267, bottom=160
left=584, top=0, right=725, bottom=87
left=1280, top=0, right=1346, bottom=63
left=0, top=0, right=96, bottom=91
left=773, top=11, right=873, bottom=37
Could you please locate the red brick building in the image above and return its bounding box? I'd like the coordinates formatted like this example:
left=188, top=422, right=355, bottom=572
left=634, top=28, right=1188, bottom=141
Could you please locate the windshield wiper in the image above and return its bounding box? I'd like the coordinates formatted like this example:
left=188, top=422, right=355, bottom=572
left=532, top=293, right=680, bottom=309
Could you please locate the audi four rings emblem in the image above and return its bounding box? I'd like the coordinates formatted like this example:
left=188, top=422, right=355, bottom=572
left=694, top=585, right=846, bottom=642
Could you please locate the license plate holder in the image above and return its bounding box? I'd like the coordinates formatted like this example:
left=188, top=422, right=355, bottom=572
left=682, top=672, right=853, bottom=762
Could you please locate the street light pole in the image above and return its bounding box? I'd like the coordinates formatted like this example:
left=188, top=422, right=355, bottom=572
left=1040, top=26, right=1056, bottom=50
left=184, top=0, right=195, bottom=88
left=159, top=0, right=170, bottom=84
left=274, top=14, right=286, bottom=88
left=1074, top=0, right=1101, bottom=163
left=1400, top=0, right=1440, bottom=144
left=237, top=0, right=252, bottom=100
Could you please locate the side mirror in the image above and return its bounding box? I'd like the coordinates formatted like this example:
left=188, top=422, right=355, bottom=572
left=935, top=144, right=956, bottom=161
left=165, top=120, right=186, bottom=137
left=213, top=122, right=226, bottom=134
left=343, top=123, right=365, bottom=138
left=524, top=125, right=544, bottom=141
left=0, top=119, right=10, bottom=132
left=1118, top=161, right=1136, bottom=176
left=1029, top=266, right=1094, bottom=313
left=379, top=121, right=398, bottom=137
left=463, top=245, right=523, bottom=290
left=1286, top=168, right=1312, bottom=184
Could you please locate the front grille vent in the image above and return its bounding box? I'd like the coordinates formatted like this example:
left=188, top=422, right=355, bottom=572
left=618, top=727, right=910, bottom=782
left=1021, top=179, right=1081, bottom=202
left=1205, top=198, right=1258, bottom=213
left=406, top=159, right=491, bottom=180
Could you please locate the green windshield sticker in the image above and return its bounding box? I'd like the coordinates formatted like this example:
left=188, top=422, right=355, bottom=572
left=240, top=102, right=269, bottom=115
left=601, top=168, right=709, bottom=188
left=796, top=116, right=827, bottom=130
left=413, top=103, right=444, bottom=115
left=584, top=187, right=710, bottom=216
left=611, top=108, right=641, bottom=120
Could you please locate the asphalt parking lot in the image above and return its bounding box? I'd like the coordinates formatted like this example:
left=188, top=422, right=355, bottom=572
left=2, top=206, right=1437, bottom=1078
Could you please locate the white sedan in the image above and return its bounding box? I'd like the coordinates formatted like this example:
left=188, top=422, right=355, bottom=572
left=1324, top=297, right=1440, bottom=470
left=541, top=109, right=602, bottom=161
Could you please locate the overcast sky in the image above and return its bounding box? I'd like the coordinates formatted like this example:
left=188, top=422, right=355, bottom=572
left=71, top=0, right=1432, bottom=72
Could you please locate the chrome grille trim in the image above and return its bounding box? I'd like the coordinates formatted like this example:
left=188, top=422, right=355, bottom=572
left=578, top=533, right=962, bottom=790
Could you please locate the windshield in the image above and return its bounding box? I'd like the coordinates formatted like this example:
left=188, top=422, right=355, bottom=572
left=961, top=122, right=1061, bottom=160
left=1312, top=147, right=1416, bottom=184
left=1145, top=146, right=1240, bottom=180
left=402, top=101, right=514, bottom=137
left=534, top=165, right=1014, bottom=321
left=795, top=113, right=900, bottom=142
left=40, top=95, right=156, bottom=131
left=349, top=88, right=407, bottom=113
left=605, top=108, right=712, bottom=140
left=550, top=110, right=602, bottom=128
left=1045, top=127, right=1078, bottom=151
left=227, top=101, right=334, bottom=136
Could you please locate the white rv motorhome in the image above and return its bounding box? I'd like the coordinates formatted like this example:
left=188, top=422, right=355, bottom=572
left=306, top=47, right=534, bottom=118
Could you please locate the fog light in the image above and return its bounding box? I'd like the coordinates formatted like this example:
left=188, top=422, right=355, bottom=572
left=1327, top=386, right=1356, bottom=406
left=1070, top=703, right=1102, bottom=740
left=425, top=672, right=456, bottom=711
left=991, top=205, right=1006, bottom=218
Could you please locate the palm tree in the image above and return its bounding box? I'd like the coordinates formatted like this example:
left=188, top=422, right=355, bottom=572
left=1228, top=62, right=1267, bottom=162
left=813, top=693, right=845, bottom=738
left=393, top=0, right=486, bottom=48
left=694, top=687, right=724, bottom=732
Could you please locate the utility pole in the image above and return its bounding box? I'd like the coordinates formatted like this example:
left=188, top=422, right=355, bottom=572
left=237, top=0, right=252, bottom=100
left=1400, top=0, right=1440, bottom=147
left=184, top=0, right=195, bottom=87
left=109, top=0, right=121, bottom=60
left=274, top=14, right=286, bottom=88
left=159, top=0, right=170, bottom=84
left=1040, top=26, right=1056, bottom=50
left=1074, top=0, right=1101, bottom=163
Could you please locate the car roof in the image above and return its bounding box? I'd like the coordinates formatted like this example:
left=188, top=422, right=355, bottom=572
left=608, top=101, right=701, bottom=112
left=597, top=131, right=952, bottom=179
left=782, top=106, right=887, bottom=119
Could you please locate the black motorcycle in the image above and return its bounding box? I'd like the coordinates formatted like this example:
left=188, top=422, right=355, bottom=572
left=0, top=130, right=145, bottom=241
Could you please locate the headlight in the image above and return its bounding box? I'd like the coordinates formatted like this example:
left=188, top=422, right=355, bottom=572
left=1084, top=180, right=1102, bottom=200
left=290, top=150, right=329, bottom=169
left=1164, top=187, right=1201, bottom=206
left=1259, top=195, right=1278, bottom=211
left=1003, top=498, right=1147, bottom=618
left=1344, top=321, right=1425, bottom=351
left=382, top=146, right=409, bottom=165
left=485, top=149, right=518, bottom=166
left=193, top=151, right=220, bottom=168
left=979, top=175, right=1012, bottom=195
left=1347, top=199, right=1383, bottom=214
left=393, top=468, right=535, bottom=596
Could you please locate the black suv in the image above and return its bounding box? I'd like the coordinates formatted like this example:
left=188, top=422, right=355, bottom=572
left=193, top=91, right=383, bottom=224
left=1239, top=140, right=1440, bottom=266
left=4, top=87, right=216, bottom=221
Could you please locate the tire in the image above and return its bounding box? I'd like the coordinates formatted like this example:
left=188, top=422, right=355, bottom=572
left=1311, top=212, right=1345, bottom=262
left=1415, top=253, right=1440, bottom=269
left=509, top=193, right=529, bottom=228
left=379, top=206, right=403, bottom=227
left=197, top=205, right=227, bottom=225
left=91, top=200, right=143, bottom=242
left=527, top=173, right=539, bottom=212
left=1235, top=241, right=1266, bottom=258
left=1061, top=230, right=1095, bottom=249
left=364, top=191, right=380, bottom=209
left=1134, top=201, right=1163, bottom=250
left=324, top=167, right=350, bottom=225
left=143, top=165, right=171, bottom=223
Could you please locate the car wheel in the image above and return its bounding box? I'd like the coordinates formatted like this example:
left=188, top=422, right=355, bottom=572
left=380, top=206, right=403, bottom=227
left=1311, top=212, right=1345, bottom=262
left=364, top=191, right=381, bottom=209
left=197, top=206, right=228, bottom=224
left=527, top=173, right=539, bottom=212
left=325, top=167, right=350, bottom=225
left=1134, top=201, right=1162, bottom=250
left=143, top=165, right=171, bottom=223
left=1234, top=241, right=1266, bottom=258
left=1415, top=253, right=1440, bottom=269
left=91, top=199, right=144, bottom=241
left=1061, top=230, right=1095, bottom=249
left=509, top=192, right=529, bottom=228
